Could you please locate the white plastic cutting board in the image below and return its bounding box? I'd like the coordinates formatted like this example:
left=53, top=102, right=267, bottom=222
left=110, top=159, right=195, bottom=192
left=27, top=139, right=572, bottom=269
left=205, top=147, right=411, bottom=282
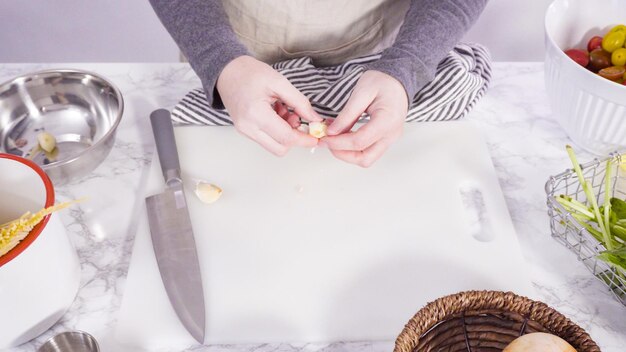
left=116, top=121, right=533, bottom=349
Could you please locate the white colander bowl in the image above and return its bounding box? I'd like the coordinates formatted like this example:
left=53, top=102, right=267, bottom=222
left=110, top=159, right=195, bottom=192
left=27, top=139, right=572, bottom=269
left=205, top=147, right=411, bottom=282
left=545, top=0, right=626, bottom=155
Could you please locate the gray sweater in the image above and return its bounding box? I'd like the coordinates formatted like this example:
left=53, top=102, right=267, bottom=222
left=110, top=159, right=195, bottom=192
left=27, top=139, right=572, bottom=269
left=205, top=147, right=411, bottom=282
left=149, top=0, right=487, bottom=108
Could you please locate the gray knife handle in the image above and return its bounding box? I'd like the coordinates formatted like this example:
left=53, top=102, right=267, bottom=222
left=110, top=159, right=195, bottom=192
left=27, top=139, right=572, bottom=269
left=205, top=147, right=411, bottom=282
left=150, top=109, right=182, bottom=184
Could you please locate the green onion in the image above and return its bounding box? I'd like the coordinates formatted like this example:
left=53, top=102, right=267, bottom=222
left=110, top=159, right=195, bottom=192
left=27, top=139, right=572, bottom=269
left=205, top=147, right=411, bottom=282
left=566, top=145, right=613, bottom=250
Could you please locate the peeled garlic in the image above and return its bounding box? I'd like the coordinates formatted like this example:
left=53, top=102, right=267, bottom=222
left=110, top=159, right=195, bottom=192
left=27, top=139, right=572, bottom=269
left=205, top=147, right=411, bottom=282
left=45, top=147, right=59, bottom=161
left=26, top=145, right=42, bottom=161
left=195, top=182, right=223, bottom=204
left=308, top=122, right=327, bottom=139
left=37, top=132, right=56, bottom=153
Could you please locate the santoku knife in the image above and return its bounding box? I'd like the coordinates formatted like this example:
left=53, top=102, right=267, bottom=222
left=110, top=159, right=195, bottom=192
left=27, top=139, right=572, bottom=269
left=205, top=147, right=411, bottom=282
left=145, top=109, right=206, bottom=344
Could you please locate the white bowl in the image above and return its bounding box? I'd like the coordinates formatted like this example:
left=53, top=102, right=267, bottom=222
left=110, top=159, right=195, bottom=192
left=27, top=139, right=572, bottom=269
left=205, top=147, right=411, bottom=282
left=545, top=0, right=626, bottom=155
left=0, top=154, right=81, bottom=349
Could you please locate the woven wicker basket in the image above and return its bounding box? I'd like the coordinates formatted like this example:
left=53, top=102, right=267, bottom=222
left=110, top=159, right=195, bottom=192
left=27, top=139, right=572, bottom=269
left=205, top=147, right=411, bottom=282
left=394, top=291, right=600, bottom=352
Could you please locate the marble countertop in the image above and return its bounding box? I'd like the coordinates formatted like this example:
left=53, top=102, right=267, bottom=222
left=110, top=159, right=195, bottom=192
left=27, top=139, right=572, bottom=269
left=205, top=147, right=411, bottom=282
left=2, top=62, right=625, bottom=352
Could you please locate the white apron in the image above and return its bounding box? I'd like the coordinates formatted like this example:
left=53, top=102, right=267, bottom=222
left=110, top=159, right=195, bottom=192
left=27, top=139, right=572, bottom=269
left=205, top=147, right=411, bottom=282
left=221, top=0, right=411, bottom=66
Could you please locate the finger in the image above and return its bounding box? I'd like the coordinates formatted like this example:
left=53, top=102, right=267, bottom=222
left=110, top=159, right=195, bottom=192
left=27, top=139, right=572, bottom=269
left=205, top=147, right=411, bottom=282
left=275, top=103, right=301, bottom=128
left=273, top=79, right=322, bottom=123
left=286, top=113, right=301, bottom=128
left=326, top=116, right=358, bottom=135
left=253, top=130, right=289, bottom=157
left=322, top=115, right=394, bottom=151
left=330, top=138, right=392, bottom=168
left=234, top=122, right=289, bottom=156
left=259, top=105, right=318, bottom=148
left=326, top=88, right=375, bottom=136
left=274, top=101, right=289, bottom=119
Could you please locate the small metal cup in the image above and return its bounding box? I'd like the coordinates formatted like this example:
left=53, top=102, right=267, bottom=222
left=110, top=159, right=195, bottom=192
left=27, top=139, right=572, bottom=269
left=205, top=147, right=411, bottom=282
left=38, top=331, right=100, bottom=352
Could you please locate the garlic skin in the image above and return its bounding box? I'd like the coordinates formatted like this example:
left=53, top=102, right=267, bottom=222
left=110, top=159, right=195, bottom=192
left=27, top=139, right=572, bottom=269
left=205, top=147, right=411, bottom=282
left=195, top=182, right=223, bottom=204
left=297, top=124, right=309, bottom=134
left=308, top=122, right=327, bottom=139
left=503, top=333, right=575, bottom=352
left=37, top=132, right=57, bottom=153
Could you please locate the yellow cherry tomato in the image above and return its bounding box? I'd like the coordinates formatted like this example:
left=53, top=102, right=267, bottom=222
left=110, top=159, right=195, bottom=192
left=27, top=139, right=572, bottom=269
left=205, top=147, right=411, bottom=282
left=612, top=48, right=626, bottom=66
left=609, top=24, right=626, bottom=34
left=603, top=31, right=626, bottom=52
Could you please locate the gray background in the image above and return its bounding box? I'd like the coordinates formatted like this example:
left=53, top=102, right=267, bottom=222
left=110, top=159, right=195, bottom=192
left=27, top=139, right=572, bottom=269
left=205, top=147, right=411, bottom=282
left=0, top=0, right=552, bottom=63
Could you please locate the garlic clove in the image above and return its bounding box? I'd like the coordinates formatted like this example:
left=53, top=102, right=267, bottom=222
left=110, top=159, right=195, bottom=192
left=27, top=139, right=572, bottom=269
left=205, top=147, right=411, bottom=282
left=45, top=147, right=59, bottom=161
left=26, top=144, right=42, bottom=161
left=308, top=121, right=327, bottom=139
left=37, top=132, right=57, bottom=153
left=195, top=182, right=223, bottom=204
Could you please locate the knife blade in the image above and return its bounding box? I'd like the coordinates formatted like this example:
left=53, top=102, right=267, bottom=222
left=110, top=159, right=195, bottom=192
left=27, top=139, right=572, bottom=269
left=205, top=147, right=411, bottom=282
left=145, top=109, right=206, bottom=344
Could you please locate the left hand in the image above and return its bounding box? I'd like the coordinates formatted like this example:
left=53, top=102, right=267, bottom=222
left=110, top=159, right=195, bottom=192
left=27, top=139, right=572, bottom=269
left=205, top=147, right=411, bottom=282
left=320, top=70, right=409, bottom=168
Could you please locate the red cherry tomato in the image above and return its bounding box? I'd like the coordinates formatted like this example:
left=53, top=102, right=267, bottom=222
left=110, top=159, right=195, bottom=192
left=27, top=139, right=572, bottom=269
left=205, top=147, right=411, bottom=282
left=564, top=49, right=589, bottom=67
left=588, top=36, right=603, bottom=52
left=589, top=49, right=612, bottom=71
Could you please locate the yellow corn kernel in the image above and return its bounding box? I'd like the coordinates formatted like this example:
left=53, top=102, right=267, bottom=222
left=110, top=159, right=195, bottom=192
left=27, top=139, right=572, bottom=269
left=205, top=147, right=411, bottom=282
left=0, top=200, right=78, bottom=257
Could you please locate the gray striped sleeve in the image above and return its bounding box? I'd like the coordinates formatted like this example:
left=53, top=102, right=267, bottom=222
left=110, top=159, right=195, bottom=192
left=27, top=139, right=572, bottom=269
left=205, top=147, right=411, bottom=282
left=366, top=0, right=488, bottom=101
left=148, top=0, right=249, bottom=108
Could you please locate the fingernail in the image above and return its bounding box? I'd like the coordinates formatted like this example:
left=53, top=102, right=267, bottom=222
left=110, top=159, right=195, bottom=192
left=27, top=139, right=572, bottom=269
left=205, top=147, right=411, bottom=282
left=326, top=128, right=338, bottom=136
left=312, top=110, right=323, bottom=121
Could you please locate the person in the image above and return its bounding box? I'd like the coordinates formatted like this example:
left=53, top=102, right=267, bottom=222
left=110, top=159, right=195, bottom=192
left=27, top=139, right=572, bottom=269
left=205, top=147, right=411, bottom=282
left=149, top=0, right=488, bottom=167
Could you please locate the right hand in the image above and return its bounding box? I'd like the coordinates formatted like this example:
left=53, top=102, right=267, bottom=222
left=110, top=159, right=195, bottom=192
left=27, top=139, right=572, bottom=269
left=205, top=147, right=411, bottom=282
left=216, top=55, right=322, bottom=156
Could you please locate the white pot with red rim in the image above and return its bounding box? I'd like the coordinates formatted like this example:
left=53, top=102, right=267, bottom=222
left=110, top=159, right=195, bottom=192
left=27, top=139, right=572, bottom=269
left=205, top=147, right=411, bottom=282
left=0, top=153, right=81, bottom=348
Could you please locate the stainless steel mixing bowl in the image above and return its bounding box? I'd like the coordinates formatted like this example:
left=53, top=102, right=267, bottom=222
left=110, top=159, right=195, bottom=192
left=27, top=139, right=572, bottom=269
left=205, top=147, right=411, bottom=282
left=0, top=69, right=123, bottom=184
left=38, top=331, right=100, bottom=352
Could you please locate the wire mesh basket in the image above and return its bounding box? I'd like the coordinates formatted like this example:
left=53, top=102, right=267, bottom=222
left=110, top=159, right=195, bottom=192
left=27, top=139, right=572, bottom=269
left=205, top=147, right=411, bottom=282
left=546, top=152, right=626, bottom=306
